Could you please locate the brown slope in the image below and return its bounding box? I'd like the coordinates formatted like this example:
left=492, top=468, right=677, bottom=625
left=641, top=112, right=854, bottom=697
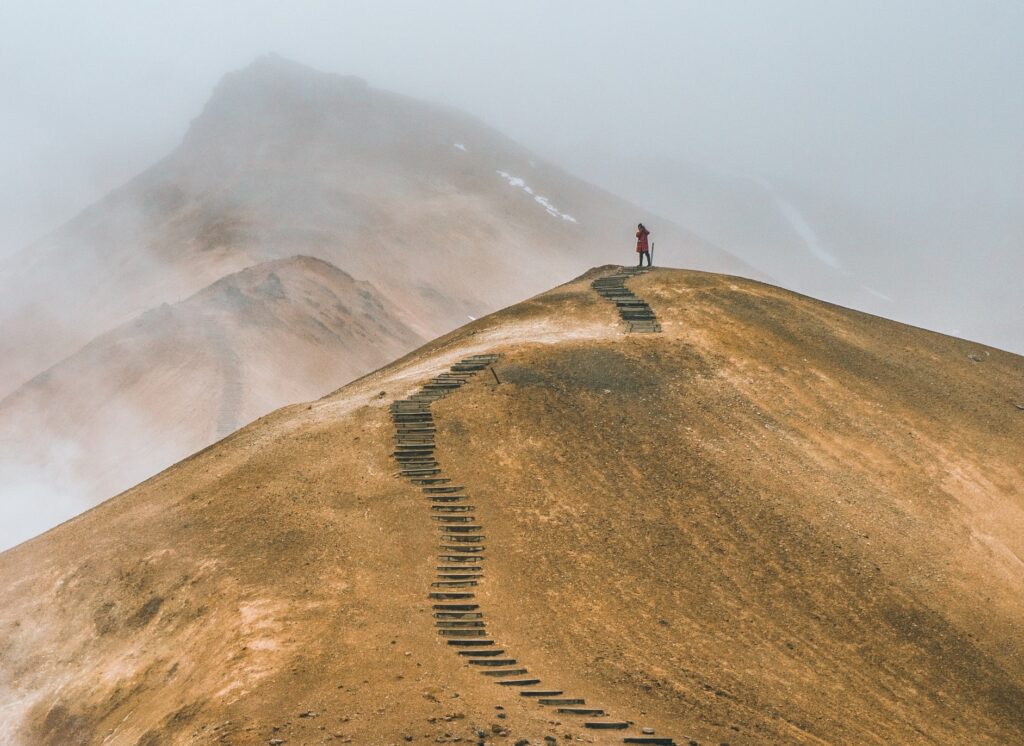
left=0, top=256, right=422, bottom=549
left=0, top=54, right=755, bottom=400
left=3, top=268, right=1021, bottom=745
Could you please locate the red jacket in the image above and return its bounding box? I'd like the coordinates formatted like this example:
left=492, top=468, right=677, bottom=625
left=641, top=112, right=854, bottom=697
left=636, top=226, right=650, bottom=253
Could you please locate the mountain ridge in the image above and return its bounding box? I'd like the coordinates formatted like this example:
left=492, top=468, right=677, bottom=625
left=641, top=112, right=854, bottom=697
left=0, top=254, right=423, bottom=549
left=1, top=267, right=1021, bottom=744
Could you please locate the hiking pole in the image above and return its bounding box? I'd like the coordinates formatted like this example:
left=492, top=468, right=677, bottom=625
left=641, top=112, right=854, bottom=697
left=650, top=241, right=655, bottom=267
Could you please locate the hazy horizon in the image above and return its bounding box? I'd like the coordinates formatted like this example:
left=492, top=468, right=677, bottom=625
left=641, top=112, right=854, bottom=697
left=1, top=7, right=1019, bottom=233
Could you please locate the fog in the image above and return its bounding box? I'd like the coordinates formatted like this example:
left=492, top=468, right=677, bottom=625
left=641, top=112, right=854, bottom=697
left=3, top=2, right=1021, bottom=261
left=0, top=2, right=1021, bottom=549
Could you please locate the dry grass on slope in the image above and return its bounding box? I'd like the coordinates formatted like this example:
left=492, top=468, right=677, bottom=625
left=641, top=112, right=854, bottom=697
left=1, top=268, right=1022, bottom=745
left=446, top=270, right=1024, bottom=744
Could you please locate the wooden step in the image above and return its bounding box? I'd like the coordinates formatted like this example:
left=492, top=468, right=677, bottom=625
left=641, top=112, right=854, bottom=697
left=435, top=619, right=485, bottom=628
left=467, top=658, right=517, bottom=666
left=432, top=603, right=479, bottom=611
left=431, top=580, right=478, bottom=588
left=433, top=610, right=483, bottom=619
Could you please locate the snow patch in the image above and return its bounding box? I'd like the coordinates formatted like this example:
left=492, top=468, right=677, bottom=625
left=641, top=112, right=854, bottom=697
left=862, top=285, right=894, bottom=302
left=496, top=171, right=578, bottom=223
left=453, top=143, right=467, bottom=152
left=741, top=172, right=843, bottom=270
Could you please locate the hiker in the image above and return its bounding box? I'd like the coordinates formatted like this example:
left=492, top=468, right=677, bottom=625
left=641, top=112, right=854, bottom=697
left=636, top=223, right=652, bottom=267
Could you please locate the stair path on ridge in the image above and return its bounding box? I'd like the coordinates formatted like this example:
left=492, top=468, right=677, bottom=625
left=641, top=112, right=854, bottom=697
left=590, top=267, right=662, bottom=334
left=204, top=316, right=245, bottom=438
left=390, top=334, right=682, bottom=744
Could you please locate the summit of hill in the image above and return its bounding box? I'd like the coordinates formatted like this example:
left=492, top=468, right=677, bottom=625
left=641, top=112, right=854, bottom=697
left=1, top=267, right=1021, bottom=745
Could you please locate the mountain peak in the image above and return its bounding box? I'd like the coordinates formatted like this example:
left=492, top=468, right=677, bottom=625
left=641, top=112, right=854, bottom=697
left=182, top=55, right=372, bottom=150
left=231, top=53, right=369, bottom=93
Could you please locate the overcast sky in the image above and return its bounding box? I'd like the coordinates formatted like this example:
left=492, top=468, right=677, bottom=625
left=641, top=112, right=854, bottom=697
left=1, top=0, right=1021, bottom=259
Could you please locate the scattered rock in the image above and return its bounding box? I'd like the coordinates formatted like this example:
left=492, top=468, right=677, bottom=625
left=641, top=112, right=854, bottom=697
left=298, top=711, right=316, bottom=718
left=403, top=735, right=414, bottom=742
left=269, top=740, right=285, bottom=745
left=642, top=728, right=655, bottom=734
left=515, top=740, right=530, bottom=746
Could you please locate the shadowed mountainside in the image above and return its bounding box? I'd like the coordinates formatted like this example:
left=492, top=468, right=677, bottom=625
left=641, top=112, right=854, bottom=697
left=1, top=268, right=1021, bottom=745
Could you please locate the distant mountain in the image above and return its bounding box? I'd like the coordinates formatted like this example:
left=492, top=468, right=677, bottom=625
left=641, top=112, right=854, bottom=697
left=0, top=255, right=421, bottom=548
left=0, top=54, right=752, bottom=399
left=0, top=55, right=756, bottom=547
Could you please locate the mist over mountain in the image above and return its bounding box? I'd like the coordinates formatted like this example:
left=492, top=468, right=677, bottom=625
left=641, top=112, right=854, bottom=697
left=0, top=55, right=749, bottom=394
left=560, top=152, right=1024, bottom=355
left=0, top=56, right=752, bottom=549
left=0, top=255, right=422, bottom=549
left=0, top=8, right=1021, bottom=741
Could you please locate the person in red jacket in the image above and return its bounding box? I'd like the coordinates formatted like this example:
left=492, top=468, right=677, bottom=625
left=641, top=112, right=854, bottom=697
left=635, top=223, right=652, bottom=267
